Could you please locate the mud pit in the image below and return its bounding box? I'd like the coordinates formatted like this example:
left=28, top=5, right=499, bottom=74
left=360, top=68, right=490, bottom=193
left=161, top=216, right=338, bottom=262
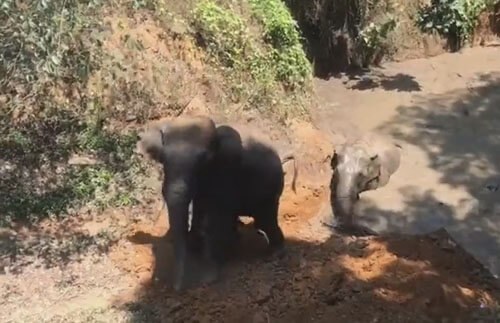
left=2, top=47, right=500, bottom=322
left=314, top=46, right=500, bottom=278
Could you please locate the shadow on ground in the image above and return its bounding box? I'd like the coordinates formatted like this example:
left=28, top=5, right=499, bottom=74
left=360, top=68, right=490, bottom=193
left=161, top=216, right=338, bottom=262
left=0, top=222, right=117, bottom=273
left=343, top=70, right=422, bottom=92
left=366, top=72, right=500, bottom=276
left=119, top=221, right=499, bottom=323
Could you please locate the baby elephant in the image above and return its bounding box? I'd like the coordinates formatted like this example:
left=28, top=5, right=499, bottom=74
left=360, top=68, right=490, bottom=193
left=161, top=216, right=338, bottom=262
left=329, top=134, right=401, bottom=231
left=137, top=117, right=292, bottom=290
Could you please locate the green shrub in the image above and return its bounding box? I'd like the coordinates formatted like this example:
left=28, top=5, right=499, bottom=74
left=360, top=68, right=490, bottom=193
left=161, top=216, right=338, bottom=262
left=248, top=0, right=311, bottom=89
left=192, top=0, right=310, bottom=116
left=0, top=0, right=102, bottom=96
left=271, top=45, right=311, bottom=86
left=358, top=17, right=397, bottom=67
left=417, top=0, right=487, bottom=49
left=193, top=1, right=249, bottom=68
left=248, top=0, right=300, bottom=48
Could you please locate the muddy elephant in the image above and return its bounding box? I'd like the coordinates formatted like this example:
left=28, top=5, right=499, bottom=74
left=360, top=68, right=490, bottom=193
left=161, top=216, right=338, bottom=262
left=330, top=135, right=401, bottom=230
left=189, top=125, right=290, bottom=274
left=137, top=117, right=293, bottom=290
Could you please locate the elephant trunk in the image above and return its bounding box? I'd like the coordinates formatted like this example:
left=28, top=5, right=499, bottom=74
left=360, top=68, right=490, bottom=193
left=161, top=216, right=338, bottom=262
left=331, top=170, right=358, bottom=227
left=162, top=161, right=196, bottom=291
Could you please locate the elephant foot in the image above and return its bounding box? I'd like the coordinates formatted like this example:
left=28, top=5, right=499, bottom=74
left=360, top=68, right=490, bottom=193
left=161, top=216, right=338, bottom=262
left=173, top=271, right=186, bottom=292
left=271, top=244, right=287, bottom=259
left=200, top=261, right=220, bottom=285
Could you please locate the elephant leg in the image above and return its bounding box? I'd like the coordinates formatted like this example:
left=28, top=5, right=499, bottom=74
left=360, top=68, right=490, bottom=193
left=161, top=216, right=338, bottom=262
left=198, top=210, right=234, bottom=284
left=166, top=201, right=189, bottom=291
left=254, top=200, right=285, bottom=253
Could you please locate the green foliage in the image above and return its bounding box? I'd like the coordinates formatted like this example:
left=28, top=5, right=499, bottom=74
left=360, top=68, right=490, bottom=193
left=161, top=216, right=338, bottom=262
left=417, top=0, right=487, bottom=49
left=358, top=17, right=397, bottom=66
left=271, top=45, right=310, bottom=87
left=0, top=0, right=102, bottom=95
left=0, top=105, right=144, bottom=225
left=192, top=0, right=311, bottom=116
left=248, top=0, right=311, bottom=89
left=193, top=1, right=249, bottom=69
left=248, top=0, right=300, bottom=48
left=0, top=0, right=160, bottom=225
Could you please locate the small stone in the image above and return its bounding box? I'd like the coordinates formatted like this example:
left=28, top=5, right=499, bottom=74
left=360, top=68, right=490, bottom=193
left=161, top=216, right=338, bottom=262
left=353, top=240, right=369, bottom=249
left=170, top=20, right=188, bottom=36
left=182, top=95, right=208, bottom=116
left=352, top=283, right=364, bottom=293
left=440, top=238, right=457, bottom=252
left=252, top=311, right=269, bottom=323
left=253, top=284, right=272, bottom=304
left=169, top=300, right=182, bottom=313
left=0, top=95, right=8, bottom=104
left=125, top=114, right=137, bottom=122
left=324, top=292, right=343, bottom=306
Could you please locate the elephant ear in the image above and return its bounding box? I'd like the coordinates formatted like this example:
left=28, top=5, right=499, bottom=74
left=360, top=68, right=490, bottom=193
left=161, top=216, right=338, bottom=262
left=362, top=154, right=381, bottom=191
left=137, top=125, right=166, bottom=163
left=377, top=166, right=390, bottom=188
left=377, top=146, right=401, bottom=188
left=214, top=125, right=243, bottom=165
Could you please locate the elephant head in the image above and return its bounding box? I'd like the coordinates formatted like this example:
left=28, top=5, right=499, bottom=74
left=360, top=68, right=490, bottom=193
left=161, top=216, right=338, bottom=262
left=330, top=137, right=401, bottom=227
left=137, top=116, right=218, bottom=290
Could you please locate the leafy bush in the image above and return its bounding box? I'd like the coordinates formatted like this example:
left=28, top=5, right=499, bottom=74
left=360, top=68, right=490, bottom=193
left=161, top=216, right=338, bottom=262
left=0, top=0, right=162, bottom=225
left=358, top=17, right=397, bottom=67
left=0, top=109, right=142, bottom=224
left=193, top=0, right=311, bottom=115
left=248, top=0, right=311, bottom=89
left=271, top=45, right=310, bottom=86
left=193, top=0, right=249, bottom=68
left=248, top=0, right=300, bottom=47
left=417, top=0, right=487, bottom=49
left=0, top=0, right=102, bottom=96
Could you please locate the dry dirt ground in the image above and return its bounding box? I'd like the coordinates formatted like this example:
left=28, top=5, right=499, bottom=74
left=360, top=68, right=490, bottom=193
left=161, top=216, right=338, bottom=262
left=2, top=47, right=500, bottom=322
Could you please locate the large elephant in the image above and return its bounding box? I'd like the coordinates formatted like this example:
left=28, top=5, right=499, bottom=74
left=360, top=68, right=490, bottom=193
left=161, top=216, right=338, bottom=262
left=330, top=134, right=401, bottom=230
left=137, top=117, right=291, bottom=290
left=190, top=125, right=287, bottom=267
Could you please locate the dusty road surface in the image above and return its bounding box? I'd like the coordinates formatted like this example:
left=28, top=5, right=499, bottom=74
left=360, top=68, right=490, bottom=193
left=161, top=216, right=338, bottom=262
left=314, top=46, right=500, bottom=278
left=1, top=47, right=500, bottom=322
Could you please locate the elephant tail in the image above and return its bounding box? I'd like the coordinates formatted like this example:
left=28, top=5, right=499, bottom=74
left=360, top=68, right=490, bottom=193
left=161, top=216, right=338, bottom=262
left=281, top=153, right=298, bottom=193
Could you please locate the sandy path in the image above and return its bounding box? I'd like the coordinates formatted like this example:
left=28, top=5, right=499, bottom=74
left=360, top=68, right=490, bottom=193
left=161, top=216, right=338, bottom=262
left=313, top=46, right=500, bottom=277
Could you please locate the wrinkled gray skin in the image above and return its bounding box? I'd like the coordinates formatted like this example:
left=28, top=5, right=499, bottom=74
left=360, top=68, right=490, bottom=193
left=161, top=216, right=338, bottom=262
left=137, top=116, right=218, bottom=291
left=330, top=135, right=401, bottom=230
left=137, top=117, right=295, bottom=291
